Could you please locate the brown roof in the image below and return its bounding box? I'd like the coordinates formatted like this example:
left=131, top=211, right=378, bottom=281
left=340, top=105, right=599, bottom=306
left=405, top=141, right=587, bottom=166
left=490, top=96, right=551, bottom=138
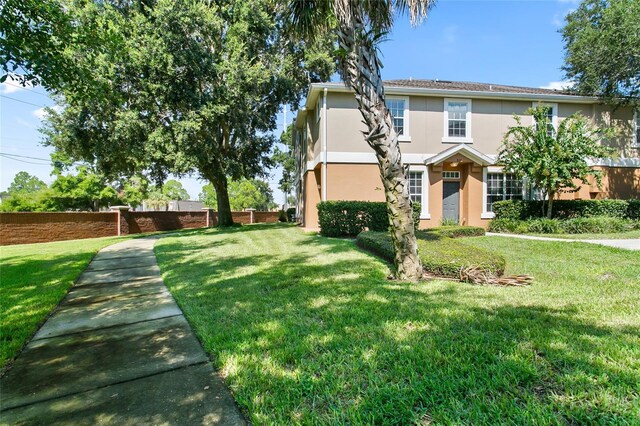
left=384, top=79, right=574, bottom=96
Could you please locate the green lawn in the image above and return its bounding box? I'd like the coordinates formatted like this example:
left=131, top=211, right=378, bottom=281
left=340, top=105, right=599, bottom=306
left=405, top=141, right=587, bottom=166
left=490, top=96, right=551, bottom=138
left=155, top=224, right=640, bottom=424
left=0, top=236, right=128, bottom=370
left=527, top=229, right=640, bottom=240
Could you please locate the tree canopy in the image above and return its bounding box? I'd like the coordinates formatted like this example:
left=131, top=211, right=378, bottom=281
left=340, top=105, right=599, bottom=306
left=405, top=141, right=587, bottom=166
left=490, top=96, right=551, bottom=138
left=272, top=124, right=296, bottom=206
left=562, top=0, right=640, bottom=106
left=40, top=0, right=332, bottom=226
left=161, top=180, right=189, bottom=201
left=498, top=106, right=613, bottom=218
left=7, top=171, right=47, bottom=194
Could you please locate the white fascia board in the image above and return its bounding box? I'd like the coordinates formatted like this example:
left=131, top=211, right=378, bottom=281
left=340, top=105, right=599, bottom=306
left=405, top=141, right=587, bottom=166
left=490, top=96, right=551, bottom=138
left=425, top=144, right=494, bottom=166
left=321, top=152, right=434, bottom=165
left=587, top=158, right=640, bottom=168
left=304, top=82, right=601, bottom=106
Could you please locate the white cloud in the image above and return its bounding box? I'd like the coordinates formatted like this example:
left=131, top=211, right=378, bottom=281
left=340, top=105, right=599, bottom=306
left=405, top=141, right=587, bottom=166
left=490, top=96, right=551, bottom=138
left=32, top=105, right=62, bottom=120
left=539, top=81, right=575, bottom=91
left=443, top=25, right=458, bottom=45
left=0, top=77, right=33, bottom=95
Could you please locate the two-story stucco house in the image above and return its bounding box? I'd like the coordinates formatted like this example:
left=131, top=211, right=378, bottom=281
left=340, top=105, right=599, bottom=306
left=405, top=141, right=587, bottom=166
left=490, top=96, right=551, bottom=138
left=291, top=79, right=640, bottom=229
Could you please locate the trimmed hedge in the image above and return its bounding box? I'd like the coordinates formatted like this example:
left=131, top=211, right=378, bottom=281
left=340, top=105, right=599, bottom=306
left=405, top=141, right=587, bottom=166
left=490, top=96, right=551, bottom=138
left=492, top=199, right=639, bottom=220
left=489, top=216, right=640, bottom=234
left=420, top=226, right=485, bottom=239
left=318, top=201, right=421, bottom=237
left=356, top=230, right=505, bottom=278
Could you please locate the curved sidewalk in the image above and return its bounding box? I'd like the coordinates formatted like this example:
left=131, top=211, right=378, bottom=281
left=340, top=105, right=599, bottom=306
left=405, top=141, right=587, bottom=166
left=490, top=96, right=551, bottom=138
left=1, top=237, right=245, bottom=425
left=486, top=232, right=640, bottom=250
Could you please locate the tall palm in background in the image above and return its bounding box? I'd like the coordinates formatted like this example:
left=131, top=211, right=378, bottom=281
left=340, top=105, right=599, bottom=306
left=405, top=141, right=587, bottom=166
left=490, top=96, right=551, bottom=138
left=288, top=0, right=435, bottom=280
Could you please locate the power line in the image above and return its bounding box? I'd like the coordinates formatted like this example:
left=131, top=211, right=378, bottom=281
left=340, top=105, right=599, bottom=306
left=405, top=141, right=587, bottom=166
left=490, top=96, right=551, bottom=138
left=3, top=82, right=51, bottom=98
left=0, top=94, right=47, bottom=108
left=0, top=154, right=51, bottom=165
left=0, top=151, right=85, bottom=166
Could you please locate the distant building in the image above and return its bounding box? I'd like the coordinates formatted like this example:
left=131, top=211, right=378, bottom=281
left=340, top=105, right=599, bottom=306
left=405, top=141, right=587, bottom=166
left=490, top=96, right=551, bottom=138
left=141, top=200, right=204, bottom=211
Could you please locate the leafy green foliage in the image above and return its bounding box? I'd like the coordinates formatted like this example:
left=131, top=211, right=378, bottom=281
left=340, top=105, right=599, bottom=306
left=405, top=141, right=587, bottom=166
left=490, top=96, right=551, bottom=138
left=120, top=175, right=149, bottom=209
left=492, top=199, right=637, bottom=220
left=357, top=231, right=505, bottom=278
left=41, top=0, right=333, bottom=226
left=562, top=0, right=640, bottom=105
left=199, top=179, right=276, bottom=211
left=317, top=201, right=421, bottom=237
left=7, top=171, right=47, bottom=194
left=498, top=106, right=614, bottom=218
left=422, top=226, right=486, bottom=239
left=489, top=216, right=639, bottom=234
left=272, top=124, right=296, bottom=201
left=161, top=180, right=189, bottom=201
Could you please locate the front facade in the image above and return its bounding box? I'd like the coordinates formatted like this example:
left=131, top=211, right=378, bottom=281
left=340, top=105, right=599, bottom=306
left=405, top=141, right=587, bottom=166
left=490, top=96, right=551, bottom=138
left=292, top=80, right=640, bottom=229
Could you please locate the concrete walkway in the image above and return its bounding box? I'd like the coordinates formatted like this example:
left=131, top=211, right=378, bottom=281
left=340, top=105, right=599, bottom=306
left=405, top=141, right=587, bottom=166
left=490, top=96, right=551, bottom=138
left=1, top=238, right=245, bottom=425
left=486, top=232, right=640, bottom=250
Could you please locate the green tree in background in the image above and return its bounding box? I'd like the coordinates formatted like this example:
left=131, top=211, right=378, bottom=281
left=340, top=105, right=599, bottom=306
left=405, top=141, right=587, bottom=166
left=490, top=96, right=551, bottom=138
left=272, top=124, right=296, bottom=207
left=7, top=171, right=47, bottom=194
left=498, top=106, right=613, bottom=218
left=161, top=180, right=189, bottom=201
left=200, top=179, right=276, bottom=211
left=562, top=0, right=640, bottom=106
left=50, top=166, right=119, bottom=211
left=120, top=175, right=149, bottom=209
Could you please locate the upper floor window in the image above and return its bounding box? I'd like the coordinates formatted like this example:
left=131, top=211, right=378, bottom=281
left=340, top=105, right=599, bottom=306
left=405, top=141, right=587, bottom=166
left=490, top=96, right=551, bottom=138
left=387, top=96, right=410, bottom=141
left=633, top=109, right=640, bottom=148
left=443, top=99, right=472, bottom=143
left=532, top=102, right=558, bottom=136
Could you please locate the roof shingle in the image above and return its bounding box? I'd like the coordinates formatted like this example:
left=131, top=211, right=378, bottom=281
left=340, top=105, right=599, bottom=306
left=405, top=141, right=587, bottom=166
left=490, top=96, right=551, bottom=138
left=384, top=79, right=574, bottom=96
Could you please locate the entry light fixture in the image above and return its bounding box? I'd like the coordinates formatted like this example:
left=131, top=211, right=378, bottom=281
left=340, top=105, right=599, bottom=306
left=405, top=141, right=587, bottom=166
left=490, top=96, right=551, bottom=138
left=450, top=161, right=459, bottom=167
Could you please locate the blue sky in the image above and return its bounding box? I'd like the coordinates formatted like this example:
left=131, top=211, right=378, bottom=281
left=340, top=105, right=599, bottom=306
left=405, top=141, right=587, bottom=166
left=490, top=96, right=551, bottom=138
left=0, top=0, right=578, bottom=202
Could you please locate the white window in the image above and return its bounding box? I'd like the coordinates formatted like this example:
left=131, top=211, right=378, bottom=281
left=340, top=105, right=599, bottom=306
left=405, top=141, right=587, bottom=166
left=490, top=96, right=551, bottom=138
left=442, top=171, right=460, bottom=180
left=409, top=171, right=423, bottom=204
left=443, top=99, right=473, bottom=143
left=633, top=109, right=640, bottom=148
left=532, top=102, right=558, bottom=136
left=482, top=169, right=524, bottom=218
left=387, top=96, right=410, bottom=141
left=408, top=166, right=430, bottom=219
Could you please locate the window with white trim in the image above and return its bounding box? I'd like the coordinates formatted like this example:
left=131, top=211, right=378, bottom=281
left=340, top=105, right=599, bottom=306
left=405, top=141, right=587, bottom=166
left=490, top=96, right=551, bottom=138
left=442, top=171, right=460, bottom=180
left=409, top=171, right=423, bottom=204
left=633, top=109, right=640, bottom=147
left=486, top=172, right=524, bottom=213
left=443, top=99, right=472, bottom=142
left=386, top=96, right=410, bottom=140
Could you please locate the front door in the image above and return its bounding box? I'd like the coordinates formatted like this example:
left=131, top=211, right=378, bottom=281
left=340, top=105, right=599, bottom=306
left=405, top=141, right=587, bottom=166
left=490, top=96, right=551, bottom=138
left=442, top=181, right=460, bottom=223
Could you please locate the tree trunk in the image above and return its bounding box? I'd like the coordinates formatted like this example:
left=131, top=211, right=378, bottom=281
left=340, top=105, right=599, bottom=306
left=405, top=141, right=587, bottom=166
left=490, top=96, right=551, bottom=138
left=213, top=175, right=234, bottom=227
left=336, top=20, right=422, bottom=280
left=546, top=190, right=555, bottom=219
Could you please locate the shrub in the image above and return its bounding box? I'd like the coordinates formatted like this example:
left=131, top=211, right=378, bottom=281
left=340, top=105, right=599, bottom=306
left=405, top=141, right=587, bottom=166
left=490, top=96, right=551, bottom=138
left=286, top=207, right=296, bottom=222
left=318, top=201, right=421, bottom=237
left=560, top=216, right=636, bottom=234
left=492, top=199, right=636, bottom=220
left=278, top=210, right=287, bottom=222
left=526, top=218, right=563, bottom=234
left=356, top=231, right=505, bottom=279
left=421, top=226, right=485, bottom=239
left=488, top=219, right=520, bottom=233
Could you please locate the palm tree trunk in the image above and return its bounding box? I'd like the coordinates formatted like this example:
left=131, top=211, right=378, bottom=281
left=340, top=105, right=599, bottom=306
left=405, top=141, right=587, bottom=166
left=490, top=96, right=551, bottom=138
left=336, top=21, right=422, bottom=280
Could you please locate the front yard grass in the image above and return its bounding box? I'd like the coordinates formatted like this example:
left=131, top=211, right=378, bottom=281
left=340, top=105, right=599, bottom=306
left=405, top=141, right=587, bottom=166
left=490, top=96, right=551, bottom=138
left=0, top=236, right=128, bottom=370
left=155, top=224, right=640, bottom=424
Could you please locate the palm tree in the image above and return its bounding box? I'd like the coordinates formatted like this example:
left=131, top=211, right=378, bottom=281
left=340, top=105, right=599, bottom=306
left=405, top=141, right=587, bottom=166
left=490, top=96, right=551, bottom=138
left=288, top=0, right=435, bottom=280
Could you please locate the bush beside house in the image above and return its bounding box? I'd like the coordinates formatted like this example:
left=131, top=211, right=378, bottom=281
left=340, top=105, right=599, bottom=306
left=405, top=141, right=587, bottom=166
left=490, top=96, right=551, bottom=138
left=317, top=201, right=421, bottom=237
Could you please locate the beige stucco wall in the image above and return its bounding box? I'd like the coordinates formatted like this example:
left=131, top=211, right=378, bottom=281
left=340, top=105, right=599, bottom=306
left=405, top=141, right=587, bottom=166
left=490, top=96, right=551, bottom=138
left=321, top=92, right=638, bottom=160
left=557, top=166, right=640, bottom=200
